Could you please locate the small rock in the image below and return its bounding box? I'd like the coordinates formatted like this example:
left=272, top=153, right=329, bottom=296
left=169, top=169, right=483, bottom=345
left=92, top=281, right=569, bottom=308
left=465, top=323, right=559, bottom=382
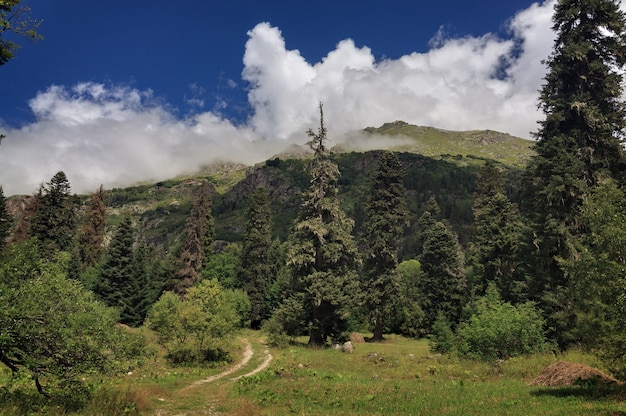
left=342, top=341, right=354, bottom=353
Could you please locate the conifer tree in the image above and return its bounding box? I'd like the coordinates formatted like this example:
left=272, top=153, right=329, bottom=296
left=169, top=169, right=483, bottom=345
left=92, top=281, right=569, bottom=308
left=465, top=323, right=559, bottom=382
left=30, top=171, right=78, bottom=256
left=121, top=242, right=151, bottom=327
left=361, top=151, right=409, bottom=341
left=77, top=185, right=106, bottom=268
left=418, top=221, right=465, bottom=331
left=0, top=186, right=12, bottom=252
left=237, top=187, right=273, bottom=329
left=174, top=181, right=214, bottom=295
left=283, top=103, right=360, bottom=346
left=467, top=162, right=526, bottom=303
left=522, top=0, right=626, bottom=343
left=95, top=214, right=135, bottom=310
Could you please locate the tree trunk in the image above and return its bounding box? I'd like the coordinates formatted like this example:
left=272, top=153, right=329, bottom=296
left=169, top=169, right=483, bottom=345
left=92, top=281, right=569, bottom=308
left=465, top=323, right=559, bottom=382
left=372, top=316, right=384, bottom=342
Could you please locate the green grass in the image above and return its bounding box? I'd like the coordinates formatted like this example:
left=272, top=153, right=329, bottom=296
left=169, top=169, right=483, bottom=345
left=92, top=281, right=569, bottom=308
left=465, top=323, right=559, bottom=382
left=232, top=335, right=626, bottom=415
left=3, top=331, right=626, bottom=415
left=360, top=121, right=535, bottom=168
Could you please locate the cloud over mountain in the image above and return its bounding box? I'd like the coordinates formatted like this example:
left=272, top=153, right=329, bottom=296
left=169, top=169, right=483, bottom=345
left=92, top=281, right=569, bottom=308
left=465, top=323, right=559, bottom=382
left=1, top=1, right=561, bottom=195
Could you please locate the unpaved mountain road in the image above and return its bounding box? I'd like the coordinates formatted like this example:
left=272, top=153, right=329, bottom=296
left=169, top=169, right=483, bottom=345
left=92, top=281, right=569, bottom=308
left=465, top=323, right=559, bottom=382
left=153, top=337, right=272, bottom=415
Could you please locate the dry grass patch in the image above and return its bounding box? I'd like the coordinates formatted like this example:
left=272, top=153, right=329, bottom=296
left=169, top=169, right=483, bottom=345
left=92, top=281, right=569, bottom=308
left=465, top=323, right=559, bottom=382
left=531, top=361, right=620, bottom=387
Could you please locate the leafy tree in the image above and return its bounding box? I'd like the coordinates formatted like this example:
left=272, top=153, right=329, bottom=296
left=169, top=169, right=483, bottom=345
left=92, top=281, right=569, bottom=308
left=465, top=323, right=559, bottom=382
left=0, top=0, right=42, bottom=65
left=560, top=179, right=626, bottom=377
left=522, top=0, right=626, bottom=343
left=29, top=171, right=79, bottom=256
left=418, top=221, right=465, bottom=331
left=280, top=103, right=361, bottom=346
left=95, top=214, right=134, bottom=311
left=0, top=185, right=12, bottom=252
left=174, top=181, right=214, bottom=295
left=147, top=278, right=245, bottom=363
left=236, top=187, right=273, bottom=329
left=456, top=284, right=549, bottom=360
left=467, top=163, right=527, bottom=303
left=201, top=242, right=241, bottom=288
left=361, top=151, right=409, bottom=341
left=77, top=185, right=106, bottom=268
left=0, top=240, right=143, bottom=395
left=390, top=259, right=425, bottom=338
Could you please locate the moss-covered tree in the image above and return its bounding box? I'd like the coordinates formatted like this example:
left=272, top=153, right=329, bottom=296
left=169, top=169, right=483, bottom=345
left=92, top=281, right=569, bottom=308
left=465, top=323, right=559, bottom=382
left=522, top=0, right=626, bottom=344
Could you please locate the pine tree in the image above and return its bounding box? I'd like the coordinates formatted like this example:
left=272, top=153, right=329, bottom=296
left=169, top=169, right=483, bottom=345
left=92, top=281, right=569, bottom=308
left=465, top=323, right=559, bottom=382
left=77, top=185, right=106, bottom=268
left=361, top=151, right=409, bottom=341
left=418, top=221, right=465, bottom=331
left=237, top=187, right=273, bottom=329
left=174, top=181, right=214, bottom=295
left=283, top=103, right=360, bottom=346
left=0, top=186, right=13, bottom=253
left=30, top=171, right=79, bottom=256
left=467, top=163, right=526, bottom=303
left=522, top=0, right=626, bottom=343
left=121, top=242, right=151, bottom=327
left=95, top=214, right=135, bottom=310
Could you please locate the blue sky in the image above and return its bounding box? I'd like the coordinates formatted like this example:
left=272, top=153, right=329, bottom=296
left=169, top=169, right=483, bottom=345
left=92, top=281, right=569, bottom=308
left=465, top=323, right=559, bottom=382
left=1, top=1, right=561, bottom=195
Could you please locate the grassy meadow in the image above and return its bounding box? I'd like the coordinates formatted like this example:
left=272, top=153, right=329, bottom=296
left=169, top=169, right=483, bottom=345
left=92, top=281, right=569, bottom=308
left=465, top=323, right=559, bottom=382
left=2, top=330, right=626, bottom=415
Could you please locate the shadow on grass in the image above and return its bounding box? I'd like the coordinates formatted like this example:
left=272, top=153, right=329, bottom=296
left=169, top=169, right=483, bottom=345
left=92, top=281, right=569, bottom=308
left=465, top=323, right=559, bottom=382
left=531, top=383, right=626, bottom=403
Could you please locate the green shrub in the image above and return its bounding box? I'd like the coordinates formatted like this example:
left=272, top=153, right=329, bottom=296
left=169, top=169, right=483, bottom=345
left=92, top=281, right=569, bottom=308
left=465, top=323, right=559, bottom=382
left=456, top=284, right=549, bottom=360
left=430, top=312, right=456, bottom=354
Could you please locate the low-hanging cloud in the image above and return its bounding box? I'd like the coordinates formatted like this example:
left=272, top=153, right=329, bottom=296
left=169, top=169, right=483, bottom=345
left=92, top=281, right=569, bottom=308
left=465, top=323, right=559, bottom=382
left=1, top=1, right=564, bottom=196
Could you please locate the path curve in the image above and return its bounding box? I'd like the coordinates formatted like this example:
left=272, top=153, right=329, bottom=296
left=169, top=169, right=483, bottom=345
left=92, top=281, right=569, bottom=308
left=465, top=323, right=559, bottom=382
left=185, top=338, right=272, bottom=388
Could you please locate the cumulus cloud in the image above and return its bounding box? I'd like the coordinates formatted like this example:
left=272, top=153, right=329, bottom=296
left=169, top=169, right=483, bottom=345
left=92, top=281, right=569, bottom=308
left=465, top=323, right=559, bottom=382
left=0, top=0, right=568, bottom=195
left=243, top=1, right=557, bottom=141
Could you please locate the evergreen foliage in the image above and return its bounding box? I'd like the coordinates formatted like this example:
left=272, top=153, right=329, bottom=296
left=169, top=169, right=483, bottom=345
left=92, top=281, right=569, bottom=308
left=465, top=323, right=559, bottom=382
left=281, top=104, right=361, bottom=346
left=174, top=181, right=214, bottom=295
left=361, top=151, right=409, bottom=341
left=467, top=163, right=527, bottom=303
left=560, top=179, right=626, bottom=377
left=418, top=221, right=465, bottom=331
left=522, top=0, right=626, bottom=344
left=237, top=187, right=273, bottom=329
left=29, top=171, right=79, bottom=256
left=95, top=214, right=134, bottom=313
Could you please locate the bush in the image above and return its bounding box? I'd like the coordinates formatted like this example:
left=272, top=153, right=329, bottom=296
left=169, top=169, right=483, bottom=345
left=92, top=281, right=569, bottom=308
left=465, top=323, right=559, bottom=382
left=456, top=285, right=549, bottom=360
left=430, top=312, right=456, bottom=354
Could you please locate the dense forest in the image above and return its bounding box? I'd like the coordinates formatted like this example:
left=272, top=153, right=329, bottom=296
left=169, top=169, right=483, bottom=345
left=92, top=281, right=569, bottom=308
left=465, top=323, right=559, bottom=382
left=2, top=0, right=626, bottom=411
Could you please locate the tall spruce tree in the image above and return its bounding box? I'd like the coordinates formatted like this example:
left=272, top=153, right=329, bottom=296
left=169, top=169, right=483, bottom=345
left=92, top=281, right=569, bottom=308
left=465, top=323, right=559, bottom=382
left=77, top=185, right=106, bottom=268
left=283, top=103, right=360, bottom=346
left=361, top=151, right=409, bottom=341
left=418, top=221, right=465, bottom=331
left=467, top=163, right=526, bottom=303
left=237, top=187, right=273, bottom=329
left=30, top=171, right=78, bottom=256
left=522, top=0, right=626, bottom=343
left=174, top=181, right=214, bottom=295
left=95, top=213, right=135, bottom=311
left=0, top=186, right=12, bottom=253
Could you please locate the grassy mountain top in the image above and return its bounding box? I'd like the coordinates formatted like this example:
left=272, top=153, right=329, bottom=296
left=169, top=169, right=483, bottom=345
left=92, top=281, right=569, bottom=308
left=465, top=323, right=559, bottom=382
left=352, top=121, right=534, bottom=167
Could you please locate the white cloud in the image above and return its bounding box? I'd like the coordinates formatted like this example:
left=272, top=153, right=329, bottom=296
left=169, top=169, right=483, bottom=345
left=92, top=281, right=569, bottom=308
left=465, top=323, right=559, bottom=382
left=0, top=0, right=569, bottom=195
left=242, top=1, right=558, bottom=141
